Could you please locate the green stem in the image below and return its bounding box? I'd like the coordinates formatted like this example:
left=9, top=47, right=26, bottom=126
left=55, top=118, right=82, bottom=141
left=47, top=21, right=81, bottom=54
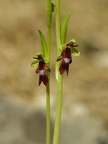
left=46, top=82, right=50, bottom=144
left=53, top=0, right=63, bottom=144
left=46, top=0, right=52, bottom=144
left=53, top=75, right=63, bottom=144
left=46, top=28, right=51, bottom=144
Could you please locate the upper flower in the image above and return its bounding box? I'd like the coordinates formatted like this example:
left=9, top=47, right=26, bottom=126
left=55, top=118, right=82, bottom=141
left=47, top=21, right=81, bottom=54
left=57, top=41, right=79, bottom=75
left=57, top=46, right=72, bottom=75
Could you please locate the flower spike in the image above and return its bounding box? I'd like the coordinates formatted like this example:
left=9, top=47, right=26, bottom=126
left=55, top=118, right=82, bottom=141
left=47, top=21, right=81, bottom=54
left=33, top=55, right=50, bottom=86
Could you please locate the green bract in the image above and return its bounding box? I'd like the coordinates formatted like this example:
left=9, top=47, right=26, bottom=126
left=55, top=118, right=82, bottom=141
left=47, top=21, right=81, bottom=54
left=38, top=30, right=47, bottom=57
left=61, top=12, right=71, bottom=44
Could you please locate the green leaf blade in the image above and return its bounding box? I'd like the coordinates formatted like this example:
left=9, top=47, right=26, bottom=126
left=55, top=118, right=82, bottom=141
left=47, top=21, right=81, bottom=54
left=61, top=12, right=71, bottom=44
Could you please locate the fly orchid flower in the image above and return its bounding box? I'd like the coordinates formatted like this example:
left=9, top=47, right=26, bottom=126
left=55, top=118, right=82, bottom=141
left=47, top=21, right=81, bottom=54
left=57, top=42, right=79, bottom=75
left=57, top=47, right=72, bottom=75
left=33, top=55, right=50, bottom=86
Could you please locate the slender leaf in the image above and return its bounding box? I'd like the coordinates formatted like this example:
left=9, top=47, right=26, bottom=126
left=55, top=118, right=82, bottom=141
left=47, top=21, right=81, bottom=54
left=61, top=12, right=71, bottom=44
left=71, top=47, right=80, bottom=56
left=38, top=30, right=47, bottom=57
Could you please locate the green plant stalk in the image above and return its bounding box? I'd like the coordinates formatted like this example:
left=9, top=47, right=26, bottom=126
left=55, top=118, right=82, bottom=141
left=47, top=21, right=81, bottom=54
left=46, top=29, right=51, bottom=144
left=53, top=0, right=63, bottom=144
left=53, top=75, right=63, bottom=144
left=46, top=82, right=50, bottom=144
left=46, top=0, right=52, bottom=144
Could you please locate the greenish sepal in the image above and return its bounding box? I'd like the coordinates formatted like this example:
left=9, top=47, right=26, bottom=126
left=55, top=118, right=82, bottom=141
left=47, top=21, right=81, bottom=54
left=71, top=47, right=80, bottom=56
left=31, top=60, right=39, bottom=67
left=35, top=52, right=43, bottom=56
left=68, top=39, right=76, bottom=44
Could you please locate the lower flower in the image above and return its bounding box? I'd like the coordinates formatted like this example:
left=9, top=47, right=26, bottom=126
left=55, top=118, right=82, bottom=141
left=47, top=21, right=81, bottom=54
left=34, top=55, right=50, bottom=86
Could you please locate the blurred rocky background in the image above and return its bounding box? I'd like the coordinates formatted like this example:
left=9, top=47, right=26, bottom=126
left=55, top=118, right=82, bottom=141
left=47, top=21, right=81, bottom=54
left=0, top=0, right=108, bottom=144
